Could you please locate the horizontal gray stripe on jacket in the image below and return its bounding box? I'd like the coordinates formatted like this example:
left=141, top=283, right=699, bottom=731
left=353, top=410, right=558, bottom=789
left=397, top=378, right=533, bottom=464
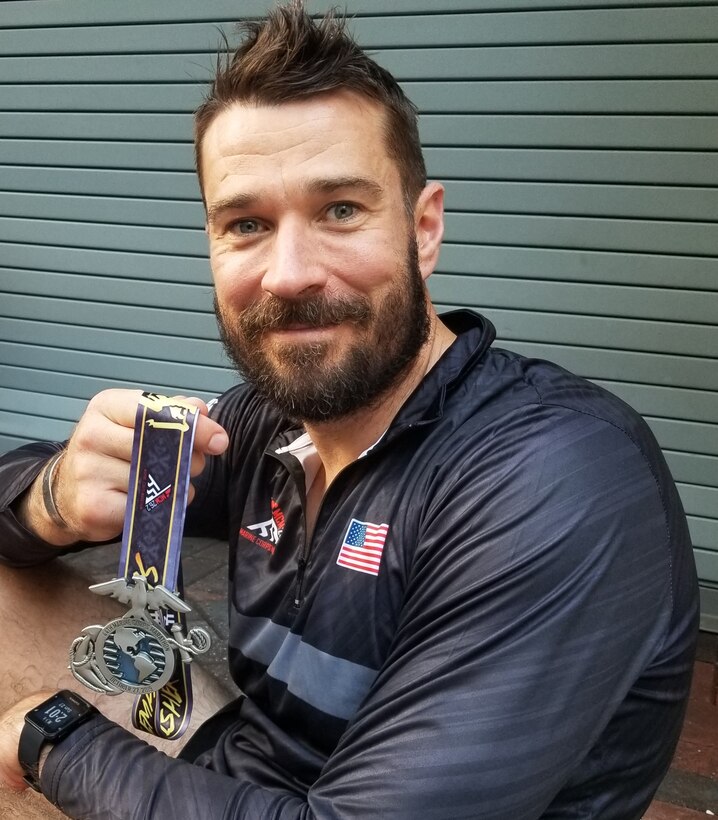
left=231, top=609, right=378, bottom=720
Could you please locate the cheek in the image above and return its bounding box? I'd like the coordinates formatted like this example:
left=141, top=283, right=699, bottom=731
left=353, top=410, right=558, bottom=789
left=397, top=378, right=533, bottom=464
left=324, top=237, right=399, bottom=291
left=210, top=249, right=263, bottom=308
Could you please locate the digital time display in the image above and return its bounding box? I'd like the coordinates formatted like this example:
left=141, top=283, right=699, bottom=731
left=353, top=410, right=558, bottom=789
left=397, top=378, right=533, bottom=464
left=40, top=702, right=73, bottom=726
left=27, top=691, right=94, bottom=739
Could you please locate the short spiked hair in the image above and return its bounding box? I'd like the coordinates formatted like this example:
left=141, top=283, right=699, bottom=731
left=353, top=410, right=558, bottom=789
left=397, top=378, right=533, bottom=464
left=194, top=0, right=426, bottom=209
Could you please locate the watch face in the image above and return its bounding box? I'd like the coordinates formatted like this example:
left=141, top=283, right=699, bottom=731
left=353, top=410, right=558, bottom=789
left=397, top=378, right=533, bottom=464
left=26, top=691, right=94, bottom=740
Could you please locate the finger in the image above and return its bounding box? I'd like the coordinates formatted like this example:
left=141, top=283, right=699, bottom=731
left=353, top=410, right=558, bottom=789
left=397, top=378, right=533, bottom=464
left=85, top=388, right=146, bottom=429
left=191, top=410, right=229, bottom=456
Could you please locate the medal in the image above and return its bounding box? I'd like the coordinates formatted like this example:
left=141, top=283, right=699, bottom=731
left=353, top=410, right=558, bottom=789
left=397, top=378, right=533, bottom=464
left=69, top=393, right=210, bottom=738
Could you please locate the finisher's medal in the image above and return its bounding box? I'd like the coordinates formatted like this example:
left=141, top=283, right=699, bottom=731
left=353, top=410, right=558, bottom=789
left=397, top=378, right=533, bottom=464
left=69, top=393, right=210, bottom=740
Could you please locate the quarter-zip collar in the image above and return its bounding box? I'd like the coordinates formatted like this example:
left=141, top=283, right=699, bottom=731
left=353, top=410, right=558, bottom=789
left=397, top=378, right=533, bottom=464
left=266, top=309, right=496, bottom=459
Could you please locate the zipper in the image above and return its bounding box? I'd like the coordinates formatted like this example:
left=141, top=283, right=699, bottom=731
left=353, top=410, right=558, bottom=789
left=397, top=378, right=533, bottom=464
left=270, top=421, right=426, bottom=614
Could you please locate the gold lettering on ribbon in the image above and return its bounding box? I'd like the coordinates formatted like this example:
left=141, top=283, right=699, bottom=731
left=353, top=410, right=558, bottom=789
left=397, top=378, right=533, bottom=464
left=140, top=393, right=198, bottom=413
left=146, top=417, right=189, bottom=433
left=134, top=554, right=159, bottom=585
left=134, top=692, right=156, bottom=734
left=158, top=681, right=185, bottom=737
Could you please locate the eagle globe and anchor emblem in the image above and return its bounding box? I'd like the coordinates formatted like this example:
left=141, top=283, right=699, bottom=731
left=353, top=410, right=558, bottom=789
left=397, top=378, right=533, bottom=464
left=69, top=573, right=210, bottom=695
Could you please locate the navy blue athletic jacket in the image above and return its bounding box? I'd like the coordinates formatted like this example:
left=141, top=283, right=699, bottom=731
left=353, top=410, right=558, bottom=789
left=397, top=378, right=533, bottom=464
left=0, top=311, right=699, bottom=818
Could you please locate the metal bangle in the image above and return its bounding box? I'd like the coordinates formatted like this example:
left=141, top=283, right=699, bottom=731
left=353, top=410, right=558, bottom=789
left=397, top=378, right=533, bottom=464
left=41, top=450, right=69, bottom=529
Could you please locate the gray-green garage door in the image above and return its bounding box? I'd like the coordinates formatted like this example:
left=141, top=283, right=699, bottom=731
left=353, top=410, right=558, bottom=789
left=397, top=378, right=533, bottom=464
left=1, top=0, right=716, bottom=628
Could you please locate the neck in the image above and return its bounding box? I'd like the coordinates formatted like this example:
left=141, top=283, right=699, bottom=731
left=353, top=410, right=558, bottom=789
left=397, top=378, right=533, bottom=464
left=304, top=312, right=455, bottom=485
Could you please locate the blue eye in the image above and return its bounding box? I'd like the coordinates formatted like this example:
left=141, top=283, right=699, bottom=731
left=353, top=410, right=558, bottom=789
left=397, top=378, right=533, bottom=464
left=236, top=219, right=260, bottom=234
left=330, top=203, right=355, bottom=220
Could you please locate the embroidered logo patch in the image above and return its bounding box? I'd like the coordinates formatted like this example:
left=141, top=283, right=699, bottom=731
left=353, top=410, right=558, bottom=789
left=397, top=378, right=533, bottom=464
left=337, top=519, right=389, bottom=576
left=240, top=499, right=285, bottom=556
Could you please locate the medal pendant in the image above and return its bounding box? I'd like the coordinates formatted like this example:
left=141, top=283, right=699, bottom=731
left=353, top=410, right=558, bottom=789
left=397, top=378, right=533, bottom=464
left=69, top=574, right=210, bottom=696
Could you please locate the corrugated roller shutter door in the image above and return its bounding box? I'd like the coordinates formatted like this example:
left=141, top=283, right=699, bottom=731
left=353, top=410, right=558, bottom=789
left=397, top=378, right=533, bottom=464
left=0, top=0, right=716, bottom=628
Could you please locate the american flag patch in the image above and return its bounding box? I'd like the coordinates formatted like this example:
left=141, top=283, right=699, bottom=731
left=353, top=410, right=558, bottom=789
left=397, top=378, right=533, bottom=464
left=337, top=519, right=389, bottom=577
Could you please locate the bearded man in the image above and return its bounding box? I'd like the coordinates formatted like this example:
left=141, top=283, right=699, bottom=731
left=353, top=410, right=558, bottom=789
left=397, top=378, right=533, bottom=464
left=0, top=3, right=698, bottom=819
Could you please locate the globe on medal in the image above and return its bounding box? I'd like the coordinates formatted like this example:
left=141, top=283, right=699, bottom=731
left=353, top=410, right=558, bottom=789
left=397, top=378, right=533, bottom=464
left=95, top=618, right=175, bottom=694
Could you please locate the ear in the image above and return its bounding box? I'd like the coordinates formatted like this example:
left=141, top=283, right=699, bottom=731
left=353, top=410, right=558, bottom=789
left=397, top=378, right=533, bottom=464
left=413, top=182, right=445, bottom=282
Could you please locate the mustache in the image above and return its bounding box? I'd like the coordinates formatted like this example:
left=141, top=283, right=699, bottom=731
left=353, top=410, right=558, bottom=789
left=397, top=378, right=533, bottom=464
left=233, top=294, right=372, bottom=338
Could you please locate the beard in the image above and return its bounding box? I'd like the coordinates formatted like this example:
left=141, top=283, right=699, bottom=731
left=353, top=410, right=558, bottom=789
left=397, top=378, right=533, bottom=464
left=214, top=235, right=430, bottom=422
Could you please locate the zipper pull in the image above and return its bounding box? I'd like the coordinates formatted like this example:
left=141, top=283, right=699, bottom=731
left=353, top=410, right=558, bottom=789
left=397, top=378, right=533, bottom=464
left=292, top=557, right=308, bottom=610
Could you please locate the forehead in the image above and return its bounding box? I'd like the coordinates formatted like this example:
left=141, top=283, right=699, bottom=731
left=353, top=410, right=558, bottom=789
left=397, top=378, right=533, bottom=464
left=200, top=92, right=399, bottom=201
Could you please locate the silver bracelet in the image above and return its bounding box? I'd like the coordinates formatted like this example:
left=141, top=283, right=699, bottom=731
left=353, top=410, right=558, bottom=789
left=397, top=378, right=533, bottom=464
left=41, top=450, right=69, bottom=529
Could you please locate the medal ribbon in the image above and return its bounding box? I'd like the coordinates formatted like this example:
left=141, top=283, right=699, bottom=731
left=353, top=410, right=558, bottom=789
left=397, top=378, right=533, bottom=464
left=117, top=392, right=199, bottom=740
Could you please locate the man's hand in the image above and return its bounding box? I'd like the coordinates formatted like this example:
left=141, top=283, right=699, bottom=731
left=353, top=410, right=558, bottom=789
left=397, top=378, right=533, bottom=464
left=16, top=390, right=229, bottom=547
left=0, top=691, right=56, bottom=793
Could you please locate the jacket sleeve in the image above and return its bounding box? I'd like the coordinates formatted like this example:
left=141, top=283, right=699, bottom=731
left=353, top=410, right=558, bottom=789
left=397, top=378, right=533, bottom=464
left=38, top=407, right=698, bottom=819
left=0, top=441, right=72, bottom=567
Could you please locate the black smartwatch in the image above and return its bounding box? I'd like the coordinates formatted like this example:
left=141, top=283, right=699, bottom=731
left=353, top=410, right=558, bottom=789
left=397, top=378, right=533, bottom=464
left=19, top=690, right=97, bottom=791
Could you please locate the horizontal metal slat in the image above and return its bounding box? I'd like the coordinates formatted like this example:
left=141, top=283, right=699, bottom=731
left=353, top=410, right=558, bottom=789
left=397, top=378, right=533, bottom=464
left=695, top=548, right=718, bottom=584
left=467, top=307, right=718, bottom=358
left=408, top=80, right=718, bottom=114
left=0, top=409, right=73, bottom=442
left=0, top=242, right=208, bottom=284
left=420, top=115, right=718, bottom=150
left=0, top=112, right=192, bottom=141
left=495, top=340, right=718, bottom=392
left=0, top=386, right=87, bottom=422
left=0, top=342, right=233, bottom=394
left=429, top=275, right=718, bottom=325
left=9, top=0, right=718, bottom=23
left=663, top=452, right=718, bottom=488
left=426, top=148, right=718, bottom=186
left=2, top=113, right=717, bottom=150
left=645, top=417, right=718, bottom=457
left=351, top=7, right=718, bottom=47
left=0, top=363, right=230, bottom=404
left=0, top=166, right=199, bottom=199
left=0, top=317, right=226, bottom=367
left=0, top=191, right=204, bottom=229
left=676, top=484, right=718, bottom=520
left=1, top=269, right=211, bottom=310
left=442, top=181, right=718, bottom=223
left=5, top=79, right=718, bottom=114
left=443, top=212, right=718, bottom=256
left=1, top=293, right=216, bottom=339
left=594, top=381, right=718, bottom=426
left=4, top=42, right=718, bottom=80
left=0, top=434, right=33, bottom=453
left=689, top=517, right=718, bottom=551
left=438, top=244, right=718, bottom=290
left=0, top=217, right=206, bottom=256
left=0, top=140, right=193, bottom=170
left=380, top=43, right=718, bottom=81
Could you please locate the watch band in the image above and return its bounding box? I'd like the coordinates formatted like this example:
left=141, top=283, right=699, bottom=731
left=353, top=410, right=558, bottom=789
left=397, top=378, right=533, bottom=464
left=18, top=723, right=46, bottom=791
left=19, top=690, right=96, bottom=792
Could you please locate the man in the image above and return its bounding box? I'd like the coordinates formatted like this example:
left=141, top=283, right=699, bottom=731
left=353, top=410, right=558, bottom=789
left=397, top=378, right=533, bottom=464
left=0, top=2, right=699, bottom=818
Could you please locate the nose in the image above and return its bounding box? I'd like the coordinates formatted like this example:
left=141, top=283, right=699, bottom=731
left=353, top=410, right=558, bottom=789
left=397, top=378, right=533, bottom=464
left=261, top=218, right=328, bottom=299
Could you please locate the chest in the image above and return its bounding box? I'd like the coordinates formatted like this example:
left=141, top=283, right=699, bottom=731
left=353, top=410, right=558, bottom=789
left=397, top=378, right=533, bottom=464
left=227, top=447, right=421, bottom=672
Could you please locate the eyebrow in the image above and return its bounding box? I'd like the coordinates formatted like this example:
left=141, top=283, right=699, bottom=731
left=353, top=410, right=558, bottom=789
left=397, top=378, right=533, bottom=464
left=206, top=193, right=258, bottom=226
left=206, top=176, right=384, bottom=225
left=302, top=175, right=384, bottom=199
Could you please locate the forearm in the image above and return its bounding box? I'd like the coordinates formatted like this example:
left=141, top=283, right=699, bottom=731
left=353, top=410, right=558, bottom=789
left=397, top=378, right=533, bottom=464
left=41, top=715, right=310, bottom=820
left=0, top=442, right=78, bottom=566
